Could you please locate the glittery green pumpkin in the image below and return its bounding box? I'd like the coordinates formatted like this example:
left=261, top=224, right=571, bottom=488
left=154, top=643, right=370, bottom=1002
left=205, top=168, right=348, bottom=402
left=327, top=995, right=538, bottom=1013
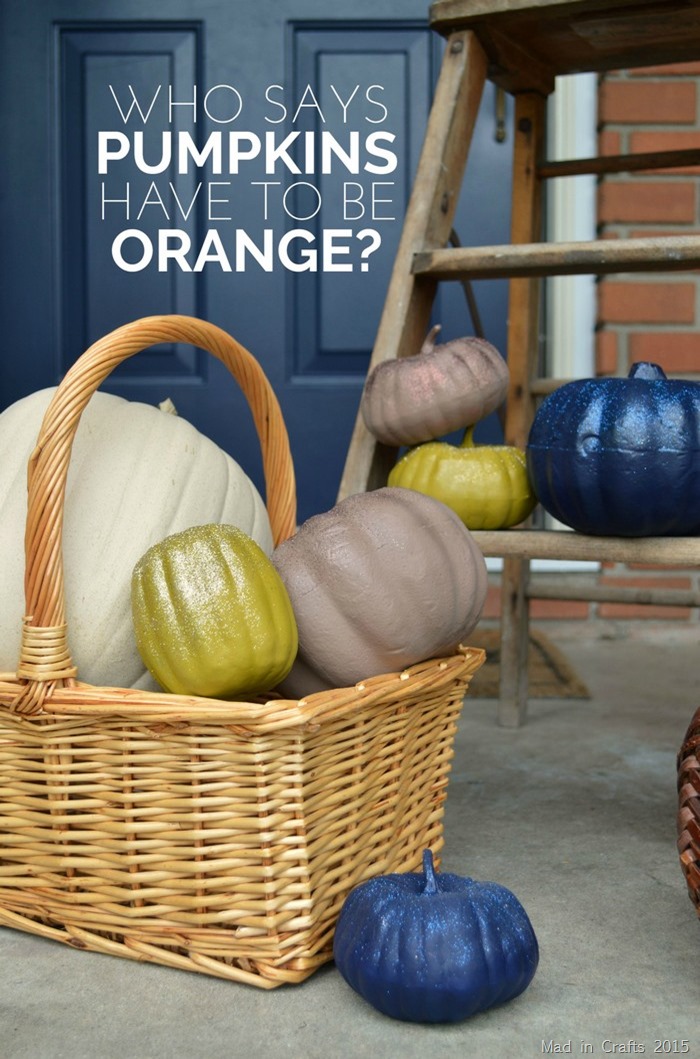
left=388, top=426, right=537, bottom=530
left=131, top=524, right=297, bottom=698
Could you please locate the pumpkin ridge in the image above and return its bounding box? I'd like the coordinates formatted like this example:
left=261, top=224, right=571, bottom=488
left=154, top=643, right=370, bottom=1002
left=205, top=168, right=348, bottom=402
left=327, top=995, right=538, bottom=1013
left=216, top=530, right=256, bottom=693
left=467, top=886, right=527, bottom=1008
left=238, top=536, right=297, bottom=687
left=338, top=495, right=450, bottom=657
left=63, top=396, right=169, bottom=689
left=211, top=441, right=239, bottom=525
left=273, top=488, right=486, bottom=692
left=162, top=413, right=212, bottom=530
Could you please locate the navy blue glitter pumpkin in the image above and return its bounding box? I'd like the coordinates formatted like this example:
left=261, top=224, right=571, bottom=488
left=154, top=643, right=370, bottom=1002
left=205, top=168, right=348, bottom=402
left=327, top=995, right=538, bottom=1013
left=526, top=362, right=700, bottom=536
left=332, top=850, right=539, bottom=1023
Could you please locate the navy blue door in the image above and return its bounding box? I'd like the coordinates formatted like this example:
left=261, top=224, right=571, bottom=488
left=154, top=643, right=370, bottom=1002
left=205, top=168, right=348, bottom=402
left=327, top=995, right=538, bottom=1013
left=0, top=0, right=512, bottom=521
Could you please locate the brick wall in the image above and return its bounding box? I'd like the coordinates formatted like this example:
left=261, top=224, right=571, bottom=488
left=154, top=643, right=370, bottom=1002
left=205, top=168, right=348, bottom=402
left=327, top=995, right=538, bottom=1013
left=488, top=65, right=700, bottom=628
left=597, top=62, right=700, bottom=377
left=592, top=63, right=700, bottom=627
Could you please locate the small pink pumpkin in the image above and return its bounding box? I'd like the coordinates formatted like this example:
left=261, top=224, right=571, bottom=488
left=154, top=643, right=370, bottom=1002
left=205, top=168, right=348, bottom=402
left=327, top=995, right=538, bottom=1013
left=273, top=487, right=487, bottom=696
left=361, top=325, right=509, bottom=446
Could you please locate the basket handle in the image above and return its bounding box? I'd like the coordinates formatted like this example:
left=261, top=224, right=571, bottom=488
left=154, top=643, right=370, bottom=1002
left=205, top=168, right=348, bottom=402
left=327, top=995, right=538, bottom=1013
left=13, top=314, right=296, bottom=714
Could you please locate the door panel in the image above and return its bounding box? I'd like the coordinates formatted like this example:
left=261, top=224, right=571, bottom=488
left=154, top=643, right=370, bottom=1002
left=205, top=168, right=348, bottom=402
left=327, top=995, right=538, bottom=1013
left=0, top=1, right=512, bottom=521
left=61, top=25, right=202, bottom=377
left=288, top=24, right=431, bottom=377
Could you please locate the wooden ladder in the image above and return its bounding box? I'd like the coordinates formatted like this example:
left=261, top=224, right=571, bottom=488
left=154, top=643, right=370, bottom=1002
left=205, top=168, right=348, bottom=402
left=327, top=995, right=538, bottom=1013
left=338, top=0, right=700, bottom=727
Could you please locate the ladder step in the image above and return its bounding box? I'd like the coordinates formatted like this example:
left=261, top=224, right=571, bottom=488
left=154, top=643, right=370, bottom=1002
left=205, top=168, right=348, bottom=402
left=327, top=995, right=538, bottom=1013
left=526, top=577, right=700, bottom=608
left=413, top=235, right=700, bottom=280
left=471, top=530, right=700, bottom=567
left=538, top=146, right=700, bottom=179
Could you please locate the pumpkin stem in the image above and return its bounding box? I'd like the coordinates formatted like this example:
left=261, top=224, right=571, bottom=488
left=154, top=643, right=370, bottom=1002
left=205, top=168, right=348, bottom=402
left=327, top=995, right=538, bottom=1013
left=420, top=324, right=442, bottom=354
left=422, top=849, right=439, bottom=895
left=459, top=424, right=476, bottom=449
left=628, top=362, right=667, bottom=381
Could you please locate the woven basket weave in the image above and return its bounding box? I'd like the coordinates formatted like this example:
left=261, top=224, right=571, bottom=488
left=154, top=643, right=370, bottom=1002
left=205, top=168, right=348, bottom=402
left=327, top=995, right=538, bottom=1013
left=677, top=706, right=700, bottom=913
left=0, top=315, right=484, bottom=988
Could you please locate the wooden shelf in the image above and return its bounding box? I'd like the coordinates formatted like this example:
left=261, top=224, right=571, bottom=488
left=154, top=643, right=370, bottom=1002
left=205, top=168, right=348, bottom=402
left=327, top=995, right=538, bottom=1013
left=429, top=0, right=700, bottom=94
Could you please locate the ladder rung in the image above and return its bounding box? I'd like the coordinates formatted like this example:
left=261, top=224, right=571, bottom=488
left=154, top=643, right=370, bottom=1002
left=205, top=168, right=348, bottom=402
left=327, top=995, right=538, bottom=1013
left=413, top=235, right=700, bottom=280
left=526, top=577, right=700, bottom=608
left=471, top=530, right=700, bottom=567
left=539, top=147, right=700, bottom=179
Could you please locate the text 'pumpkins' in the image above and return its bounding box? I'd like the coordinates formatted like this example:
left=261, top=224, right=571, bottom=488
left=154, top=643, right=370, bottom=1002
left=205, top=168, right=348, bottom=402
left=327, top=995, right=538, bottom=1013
left=0, top=388, right=273, bottom=690
left=131, top=524, right=297, bottom=699
left=273, top=487, right=487, bottom=697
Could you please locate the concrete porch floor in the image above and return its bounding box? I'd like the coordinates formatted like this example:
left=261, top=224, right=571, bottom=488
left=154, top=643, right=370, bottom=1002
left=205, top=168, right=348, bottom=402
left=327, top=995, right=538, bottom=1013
left=2, top=624, right=699, bottom=1059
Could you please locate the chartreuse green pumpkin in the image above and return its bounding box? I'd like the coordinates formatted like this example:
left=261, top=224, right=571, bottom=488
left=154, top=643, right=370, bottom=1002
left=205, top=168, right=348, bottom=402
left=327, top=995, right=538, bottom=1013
left=131, top=524, right=297, bottom=698
left=388, top=426, right=537, bottom=530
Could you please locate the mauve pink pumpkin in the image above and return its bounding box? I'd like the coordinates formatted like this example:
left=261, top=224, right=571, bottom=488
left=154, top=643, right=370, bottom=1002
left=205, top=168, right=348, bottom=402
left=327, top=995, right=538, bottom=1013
left=361, top=325, right=509, bottom=446
left=273, top=487, right=487, bottom=697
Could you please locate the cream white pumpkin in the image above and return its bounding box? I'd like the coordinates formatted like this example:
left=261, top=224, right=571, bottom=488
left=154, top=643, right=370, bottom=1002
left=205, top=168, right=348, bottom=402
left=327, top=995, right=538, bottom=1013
left=0, top=388, right=273, bottom=690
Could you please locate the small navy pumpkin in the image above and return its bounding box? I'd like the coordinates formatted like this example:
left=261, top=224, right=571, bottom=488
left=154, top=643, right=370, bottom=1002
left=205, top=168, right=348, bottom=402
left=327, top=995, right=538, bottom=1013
left=333, top=849, right=539, bottom=1023
left=526, top=362, right=700, bottom=537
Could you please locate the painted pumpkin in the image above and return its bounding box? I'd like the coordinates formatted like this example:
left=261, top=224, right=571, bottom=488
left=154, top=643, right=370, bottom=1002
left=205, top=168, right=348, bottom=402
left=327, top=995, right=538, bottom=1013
left=131, top=523, right=297, bottom=698
left=361, top=325, right=509, bottom=446
left=388, top=425, right=537, bottom=530
left=0, top=388, right=273, bottom=690
left=527, top=362, right=700, bottom=536
left=272, top=486, right=487, bottom=696
left=333, top=849, right=539, bottom=1023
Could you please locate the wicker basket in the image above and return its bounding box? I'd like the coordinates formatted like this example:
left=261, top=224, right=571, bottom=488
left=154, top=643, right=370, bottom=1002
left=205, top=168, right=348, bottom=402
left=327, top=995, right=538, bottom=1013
left=0, top=315, right=484, bottom=989
left=677, top=706, right=700, bottom=913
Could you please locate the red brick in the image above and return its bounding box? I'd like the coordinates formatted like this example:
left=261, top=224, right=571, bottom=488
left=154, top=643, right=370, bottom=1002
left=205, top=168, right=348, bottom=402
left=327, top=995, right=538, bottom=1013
left=627, top=332, right=700, bottom=373
left=597, top=181, right=696, bottom=224
left=530, top=599, right=590, bottom=620
left=597, top=570, right=697, bottom=604
left=481, top=586, right=590, bottom=620
left=629, top=131, right=700, bottom=174
left=599, top=575, right=693, bottom=590
left=483, top=584, right=502, bottom=620
left=629, top=62, right=700, bottom=77
left=629, top=229, right=700, bottom=238
left=598, top=602, right=692, bottom=620
left=598, top=130, right=622, bottom=157
left=595, top=329, right=618, bottom=375
left=598, top=281, right=696, bottom=324
left=599, top=81, right=696, bottom=124
left=628, top=562, right=700, bottom=572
